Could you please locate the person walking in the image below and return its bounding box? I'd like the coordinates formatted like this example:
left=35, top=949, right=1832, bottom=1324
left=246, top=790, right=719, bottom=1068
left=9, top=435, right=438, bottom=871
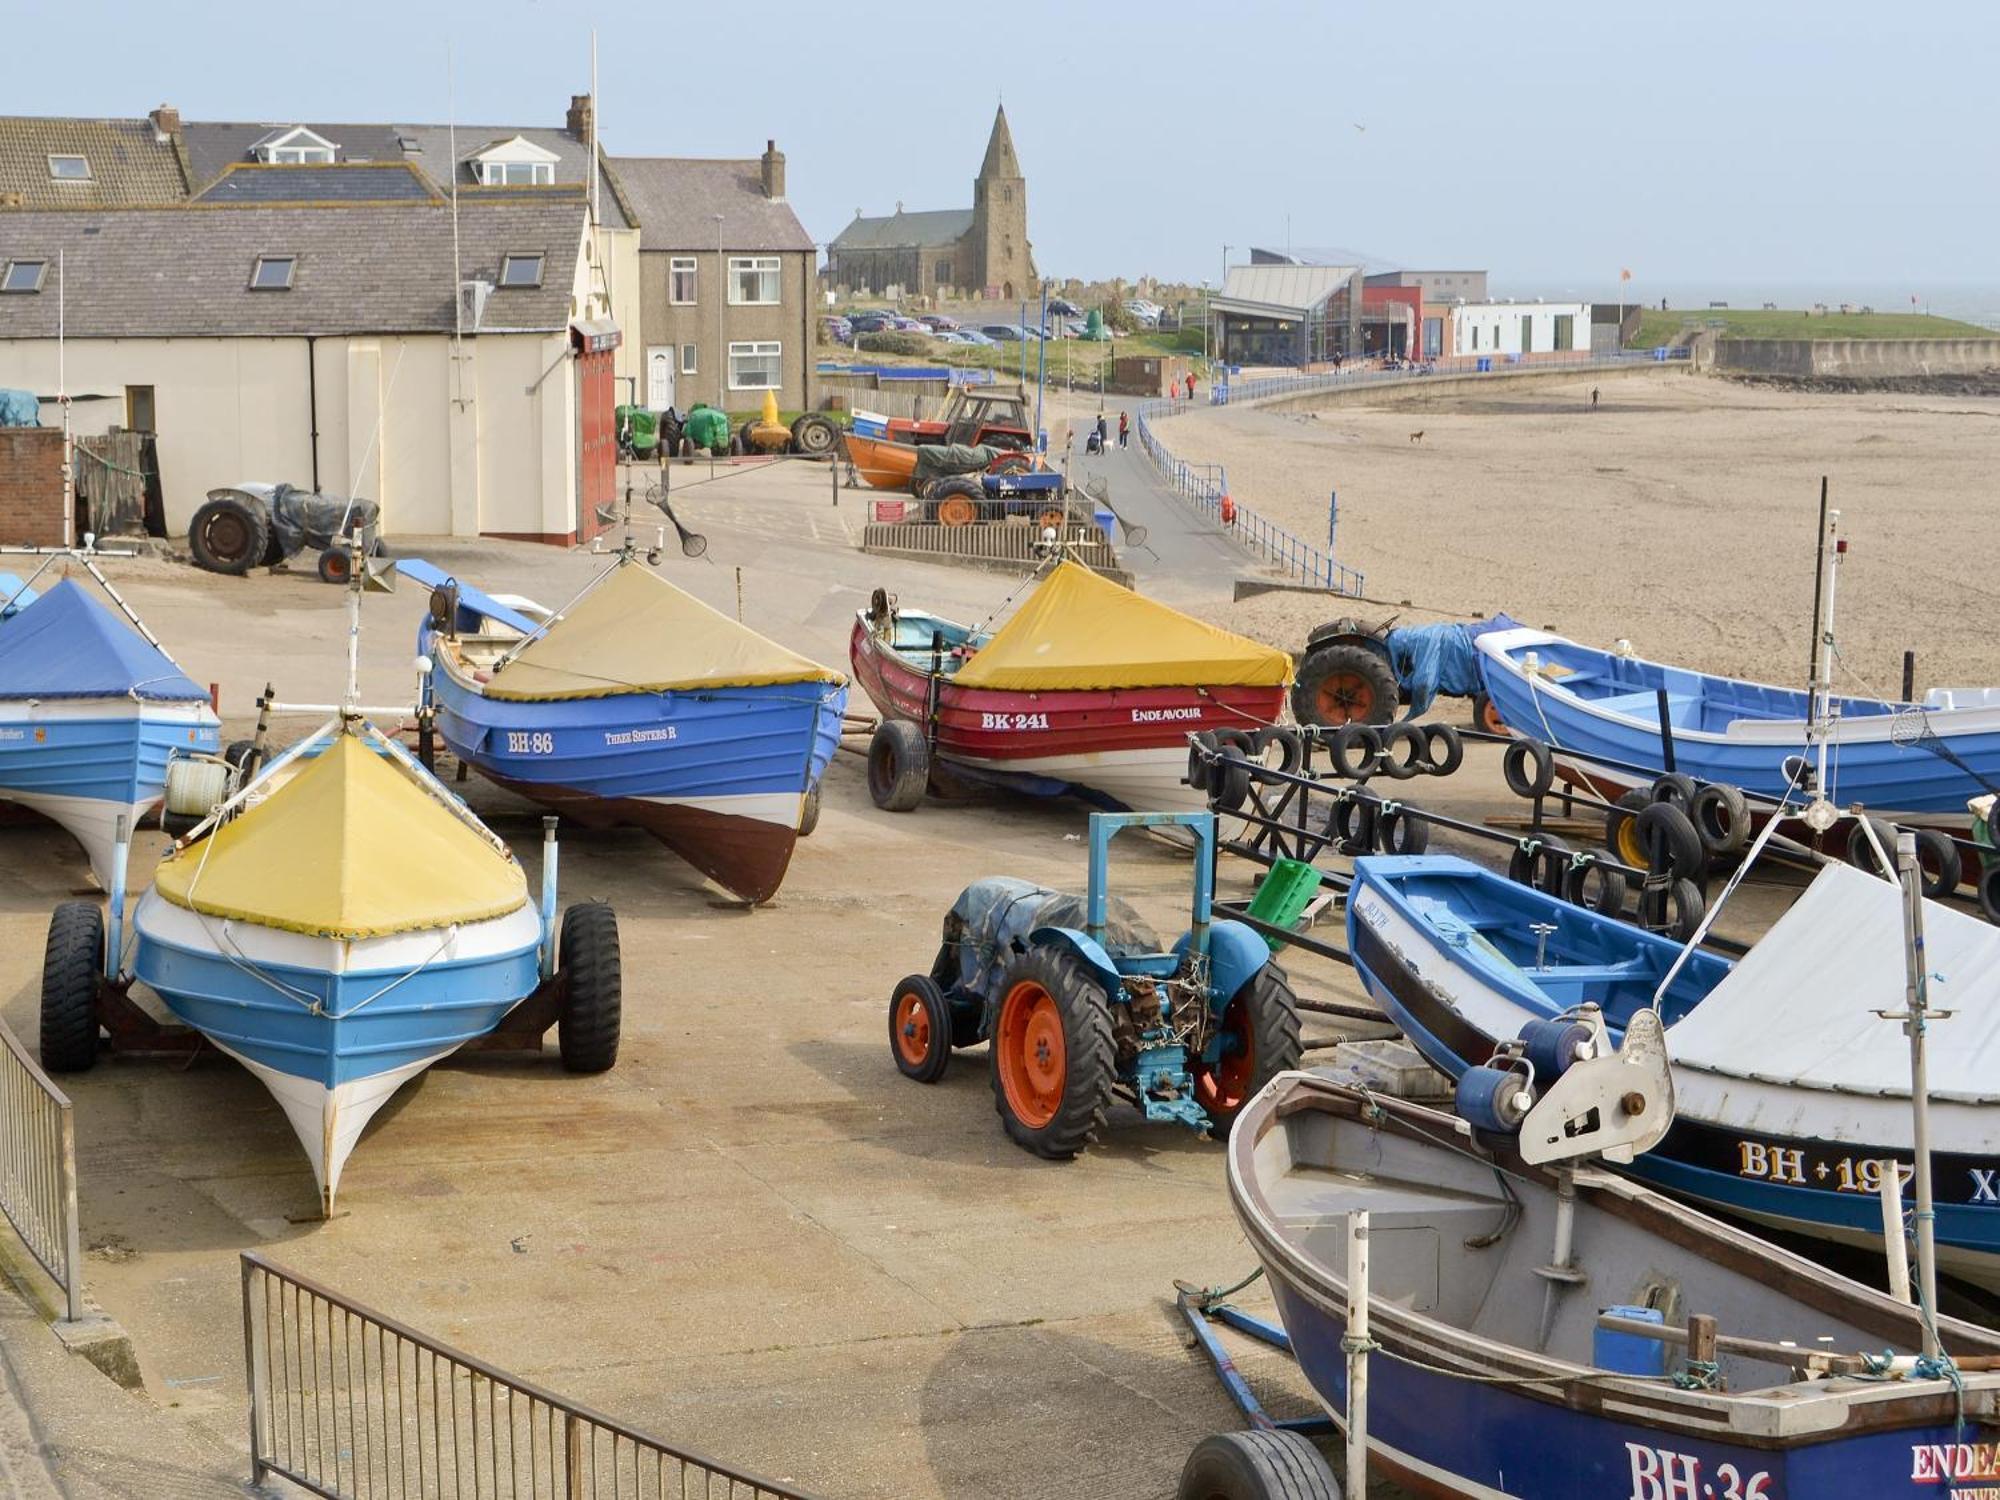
left=1184, top=371, right=1196, bottom=401
left=1590, top=386, right=1600, bottom=410
left=1117, top=410, right=1130, bottom=448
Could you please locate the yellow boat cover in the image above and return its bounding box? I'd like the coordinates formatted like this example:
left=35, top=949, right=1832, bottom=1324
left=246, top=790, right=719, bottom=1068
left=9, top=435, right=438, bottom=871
left=483, top=564, right=846, bottom=701
left=952, top=562, right=1292, bottom=691
left=154, top=736, right=527, bottom=939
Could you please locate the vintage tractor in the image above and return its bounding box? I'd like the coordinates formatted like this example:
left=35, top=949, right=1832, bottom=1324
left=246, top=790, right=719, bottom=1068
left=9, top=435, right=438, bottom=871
left=886, top=811, right=1302, bottom=1157
left=1293, top=615, right=1509, bottom=734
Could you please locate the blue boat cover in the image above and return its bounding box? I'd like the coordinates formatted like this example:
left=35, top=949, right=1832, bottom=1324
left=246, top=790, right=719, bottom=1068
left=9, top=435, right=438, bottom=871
left=397, top=558, right=543, bottom=638
left=1387, top=613, right=1520, bottom=718
left=0, top=389, right=40, bottom=427
left=0, top=579, right=208, bottom=701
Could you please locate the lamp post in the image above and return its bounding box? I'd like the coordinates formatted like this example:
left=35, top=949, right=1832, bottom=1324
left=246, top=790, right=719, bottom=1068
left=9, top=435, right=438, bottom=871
left=714, top=213, right=726, bottom=408
left=1219, top=246, right=1232, bottom=367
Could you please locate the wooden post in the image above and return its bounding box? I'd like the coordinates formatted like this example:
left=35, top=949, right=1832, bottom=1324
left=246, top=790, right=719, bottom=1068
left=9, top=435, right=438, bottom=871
left=1688, top=1313, right=1718, bottom=1368
left=1902, top=650, right=1916, bottom=704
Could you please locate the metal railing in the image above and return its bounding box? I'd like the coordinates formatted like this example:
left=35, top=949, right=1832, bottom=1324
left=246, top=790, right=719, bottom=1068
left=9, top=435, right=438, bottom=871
left=241, top=1254, right=819, bottom=1500
left=0, top=1019, right=82, bottom=1324
left=1209, top=346, right=1689, bottom=407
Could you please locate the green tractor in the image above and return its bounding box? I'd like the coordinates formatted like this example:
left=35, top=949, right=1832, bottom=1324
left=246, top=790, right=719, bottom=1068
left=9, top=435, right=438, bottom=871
left=615, top=405, right=687, bottom=462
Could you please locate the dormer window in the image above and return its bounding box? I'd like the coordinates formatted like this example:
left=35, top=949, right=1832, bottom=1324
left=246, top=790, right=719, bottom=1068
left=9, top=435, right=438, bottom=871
left=470, top=135, right=560, bottom=187
left=47, top=155, right=90, bottom=181
left=499, top=254, right=544, bottom=288
left=253, top=127, right=338, bottom=165
left=250, top=256, right=296, bottom=290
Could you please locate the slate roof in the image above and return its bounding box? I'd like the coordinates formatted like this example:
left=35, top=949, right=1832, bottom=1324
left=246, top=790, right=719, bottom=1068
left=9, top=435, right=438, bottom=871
left=0, top=116, right=188, bottom=209
left=181, top=121, right=407, bottom=188
left=0, top=192, right=586, bottom=339
left=194, top=162, right=441, bottom=204
left=396, top=125, right=632, bottom=229
left=829, top=206, right=974, bottom=252
left=609, top=157, right=812, bottom=253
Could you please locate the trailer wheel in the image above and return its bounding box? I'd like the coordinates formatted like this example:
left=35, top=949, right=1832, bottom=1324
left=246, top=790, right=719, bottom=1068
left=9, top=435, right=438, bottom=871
left=1177, top=1429, right=1343, bottom=1500
left=797, top=783, right=821, bottom=838
left=316, top=548, right=353, bottom=586
left=556, top=902, right=621, bottom=1074
left=888, top=975, right=952, bottom=1084
left=188, top=495, right=272, bottom=576
left=1291, top=642, right=1396, bottom=729
left=1471, top=692, right=1507, bottom=735
left=1604, top=789, right=1651, bottom=868
left=867, top=721, right=930, bottom=812
left=790, top=413, right=840, bottom=456
left=989, top=946, right=1115, bottom=1160
left=40, top=901, right=103, bottom=1073
left=1980, top=861, right=2000, bottom=925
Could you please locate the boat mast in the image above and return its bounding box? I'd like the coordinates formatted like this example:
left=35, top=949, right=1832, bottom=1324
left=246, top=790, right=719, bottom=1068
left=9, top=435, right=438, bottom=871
left=1803, top=494, right=1843, bottom=819
left=1892, top=829, right=1944, bottom=1356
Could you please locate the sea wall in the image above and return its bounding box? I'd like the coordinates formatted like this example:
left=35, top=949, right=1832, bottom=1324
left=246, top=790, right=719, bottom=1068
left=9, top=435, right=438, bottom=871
left=1714, top=338, right=2000, bottom=378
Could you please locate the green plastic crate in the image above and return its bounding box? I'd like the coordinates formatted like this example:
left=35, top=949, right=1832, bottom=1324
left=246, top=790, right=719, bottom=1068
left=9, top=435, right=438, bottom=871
left=1244, top=858, right=1323, bottom=952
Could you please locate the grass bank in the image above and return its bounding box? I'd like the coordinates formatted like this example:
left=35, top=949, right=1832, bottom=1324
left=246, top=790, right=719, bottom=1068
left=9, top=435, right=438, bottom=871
left=1630, top=307, right=1993, bottom=346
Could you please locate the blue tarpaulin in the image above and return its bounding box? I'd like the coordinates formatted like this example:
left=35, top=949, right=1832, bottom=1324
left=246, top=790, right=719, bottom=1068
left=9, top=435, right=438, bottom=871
left=0, top=580, right=207, bottom=701
left=0, top=390, right=40, bottom=427
left=938, top=877, right=1158, bottom=998
left=1385, top=613, right=1521, bottom=718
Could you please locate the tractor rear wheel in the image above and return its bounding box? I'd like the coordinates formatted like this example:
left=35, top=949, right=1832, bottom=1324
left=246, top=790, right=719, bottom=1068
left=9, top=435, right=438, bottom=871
left=790, top=412, right=840, bottom=456
left=931, top=477, right=985, bottom=527
left=1291, top=642, right=1397, bottom=728
left=888, top=974, right=951, bottom=1084
left=989, top=947, right=1114, bottom=1159
left=556, top=902, right=621, bottom=1073
left=188, top=495, right=272, bottom=576
left=1177, top=1430, right=1343, bottom=1500
left=1193, top=965, right=1302, bottom=1136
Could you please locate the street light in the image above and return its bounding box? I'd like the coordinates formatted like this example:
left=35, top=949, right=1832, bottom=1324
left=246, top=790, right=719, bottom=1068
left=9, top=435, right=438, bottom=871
left=714, top=213, right=726, bottom=408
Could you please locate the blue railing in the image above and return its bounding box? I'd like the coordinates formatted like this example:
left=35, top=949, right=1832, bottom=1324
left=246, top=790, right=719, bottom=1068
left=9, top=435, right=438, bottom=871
left=1210, top=347, right=1689, bottom=407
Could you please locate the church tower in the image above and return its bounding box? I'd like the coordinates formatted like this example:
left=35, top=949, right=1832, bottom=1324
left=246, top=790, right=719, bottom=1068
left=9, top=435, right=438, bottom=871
left=970, top=105, right=1034, bottom=299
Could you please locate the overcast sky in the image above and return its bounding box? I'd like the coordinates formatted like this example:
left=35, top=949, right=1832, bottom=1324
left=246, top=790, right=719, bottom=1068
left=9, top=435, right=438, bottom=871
left=13, top=0, right=1995, bottom=296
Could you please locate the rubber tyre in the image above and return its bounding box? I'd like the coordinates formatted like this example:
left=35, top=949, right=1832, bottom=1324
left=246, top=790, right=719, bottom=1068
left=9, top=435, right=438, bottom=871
left=1422, top=722, right=1464, bottom=777
left=1980, top=860, right=2000, bottom=925
left=1177, top=1429, right=1343, bottom=1500
left=1507, top=834, right=1568, bottom=891
left=188, top=496, right=271, bottom=576
left=316, top=548, right=352, bottom=586
left=1604, top=789, right=1652, bottom=870
left=1329, top=722, right=1381, bottom=780
left=1912, top=827, right=1964, bottom=898
left=557, top=902, right=621, bottom=1073
left=1636, top=802, right=1705, bottom=883
left=988, top=946, right=1115, bottom=1160
left=1377, top=802, right=1430, bottom=855
left=790, top=413, right=839, bottom=457
left=39, top=901, right=102, bottom=1073
left=1649, top=772, right=1698, bottom=811
left=1192, top=965, right=1302, bottom=1138
left=1249, top=726, right=1304, bottom=776
left=1690, top=782, right=1750, bottom=859
left=1565, top=856, right=1626, bottom=915
left=1641, top=878, right=1707, bottom=942
left=867, top=721, right=930, bottom=812
left=1212, top=748, right=1252, bottom=812
left=1186, top=732, right=1218, bottom=793
left=1291, top=642, right=1397, bottom=729
left=988, top=452, right=1034, bottom=477
left=1502, top=738, right=1555, bottom=799
left=1472, top=692, right=1507, bottom=735
left=931, top=477, right=984, bottom=527
left=1378, top=722, right=1426, bottom=780
left=888, top=975, right=951, bottom=1084
left=1332, top=791, right=1379, bottom=855
left=1846, top=816, right=1900, bottom=879
left=798, top=783, right=821, bottom=838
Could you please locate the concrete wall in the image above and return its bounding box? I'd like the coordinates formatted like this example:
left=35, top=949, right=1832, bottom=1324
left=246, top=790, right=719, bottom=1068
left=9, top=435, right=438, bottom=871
left=1714, top=338, right=2000, bottom=378
left=1452, top=302, right=1591, bottom=357
left=636, top=248, right=812, bottom=413
left=0, top=428, right=64, bottom=545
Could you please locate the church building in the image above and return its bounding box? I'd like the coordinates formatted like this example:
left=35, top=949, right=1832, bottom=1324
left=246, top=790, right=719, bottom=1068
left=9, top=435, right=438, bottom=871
left=826, top=107, right=1036, bottom=301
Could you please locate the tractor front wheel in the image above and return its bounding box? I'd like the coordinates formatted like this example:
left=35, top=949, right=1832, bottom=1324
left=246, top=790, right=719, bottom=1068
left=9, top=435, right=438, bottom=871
left=989, top=947, right=1115, bottom=1159
left=888, top=975, right=951, bottom=1083
left=1192, top=965, right=1302, bottom=1136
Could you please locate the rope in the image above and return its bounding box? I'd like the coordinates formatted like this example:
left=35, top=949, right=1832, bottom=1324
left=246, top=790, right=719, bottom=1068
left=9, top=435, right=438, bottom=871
left=71, top=447, right=147, bottom=478
left=1670, top=1359, right=1721, bottom=1391
left=1190, top=1265, right=1264, bottom=1307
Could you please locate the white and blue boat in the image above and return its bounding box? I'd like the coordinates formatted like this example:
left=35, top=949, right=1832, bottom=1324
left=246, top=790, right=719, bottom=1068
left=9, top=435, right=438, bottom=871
left=411, top=558, right=847, bottom=904
left=1226, top=1071, right=2000, bottom=1499
left=0, top=576, right=219, bottom=884
left=121, top=721, right=574, bottom=1213
left=1346, top=853, right=2000, bottom=1291
left=1475, top=625, right=2000, bottom=814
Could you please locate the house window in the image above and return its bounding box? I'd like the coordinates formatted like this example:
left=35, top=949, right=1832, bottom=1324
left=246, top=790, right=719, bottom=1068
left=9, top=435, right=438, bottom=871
left=250, top=256, right=296, bottom=291
left=935, top=261, right=952, bottom=286
left=2, top=260, right=47, bottom=294
left=480, top=161, right=554, bottom=186
left=47, top=155, right=90, bottom=181
left=727, top=340, right=781, bottom=390
left=680, top=343, right=697, bottom=374
left=729, top=256, right=780, bottom=305
left=670, top=257, right=696, bottom=304
left=269, top=146, right=333, bottom=164
left=499, top=253, right=544, bottom=288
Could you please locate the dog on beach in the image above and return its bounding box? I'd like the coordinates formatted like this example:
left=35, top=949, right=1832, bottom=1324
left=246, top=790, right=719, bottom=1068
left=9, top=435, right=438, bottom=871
left=1408, top=430, right=1424, bottom=445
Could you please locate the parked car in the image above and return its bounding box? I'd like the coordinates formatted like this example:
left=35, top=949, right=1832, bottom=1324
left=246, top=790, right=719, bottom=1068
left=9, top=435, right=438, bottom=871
left=849, top=312, right=897, bottom=335
left=820, top=315, right=854, bottom=344
left=942, top=328, right=998, bottom=346
left=889, top=316, right=930, bottom=333
left=1047, top=297, right=1083, bottom=318
left=1123, top=301, right=1161, bottom=329
left=1125, top=297, right=1164, bottom=320
left=979, top=324, right=1030, bottom=342
left=918, top=314, right=960, bottom=332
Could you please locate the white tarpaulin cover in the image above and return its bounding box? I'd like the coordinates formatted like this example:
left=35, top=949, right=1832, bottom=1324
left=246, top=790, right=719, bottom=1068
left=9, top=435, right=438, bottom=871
left=1667, top=861, right=2000, bottom=1104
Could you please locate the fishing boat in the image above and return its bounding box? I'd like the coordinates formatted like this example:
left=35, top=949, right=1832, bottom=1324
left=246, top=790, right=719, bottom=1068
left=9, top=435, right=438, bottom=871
left=1345, top=852, right=2000, bottom=1290
left=840, top=430, right=925, bottom=492
left=414, top=557, right=847, bottom=904
left=849, top=561, right=1291, bottom=812
left=0, top=575, right=219, bottom=885
left=1225, top=1070, right=2000, bottom=1499
left=1475, top=624, right=2000, bottom=814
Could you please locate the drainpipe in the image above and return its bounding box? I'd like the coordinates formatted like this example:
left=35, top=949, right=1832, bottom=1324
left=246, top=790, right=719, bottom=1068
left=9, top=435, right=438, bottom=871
left=305, top=335, right=321, bottom=492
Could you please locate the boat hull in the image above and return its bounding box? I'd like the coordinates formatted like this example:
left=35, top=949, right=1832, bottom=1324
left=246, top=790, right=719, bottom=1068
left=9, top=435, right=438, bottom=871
left=132, top=889, right=543, bottom=1208
left=430, top=652, right=845, bottom=903
left=1476, top=627, right=2000, bottom=814
left=840, top=432, right=921, bottom=491
left=1345, top=862, right=2000, bottom=1290
left=0, top=698, right=219, bottom=883
left=849, top=615, right=1285, bottom=812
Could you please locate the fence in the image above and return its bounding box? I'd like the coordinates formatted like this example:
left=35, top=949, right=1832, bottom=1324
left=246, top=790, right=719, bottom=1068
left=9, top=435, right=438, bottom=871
left=1210, top=347, right=1689, bottom=408
left=241, top=1254, right=818, bottom=1500
left=0, top=1019, right=82, bottom=1323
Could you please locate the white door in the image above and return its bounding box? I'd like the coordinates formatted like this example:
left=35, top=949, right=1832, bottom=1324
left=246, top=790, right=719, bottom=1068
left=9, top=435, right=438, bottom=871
left=646, top=346, right=676, bottom=411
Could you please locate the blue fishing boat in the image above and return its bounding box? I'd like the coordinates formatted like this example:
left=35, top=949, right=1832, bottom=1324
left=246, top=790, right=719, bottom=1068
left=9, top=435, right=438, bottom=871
left=1475, top=625, right=2000, bottom=813
left=1346, top=853, right=2000, bottom=1290
left=0, top=576, right=219, bottom=885
left=410, top=558, right=847, bottom=904
left=1222, top=1071, right=2000, bottom=1499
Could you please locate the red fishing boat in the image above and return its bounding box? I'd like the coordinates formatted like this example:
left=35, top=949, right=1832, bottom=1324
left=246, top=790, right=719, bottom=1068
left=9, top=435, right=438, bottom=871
left=850, top=562, right=1292, bottom=810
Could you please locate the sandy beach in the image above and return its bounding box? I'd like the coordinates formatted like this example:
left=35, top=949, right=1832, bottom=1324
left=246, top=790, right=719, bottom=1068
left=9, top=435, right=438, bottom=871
left=1157, top=370, right=2000, bottom=696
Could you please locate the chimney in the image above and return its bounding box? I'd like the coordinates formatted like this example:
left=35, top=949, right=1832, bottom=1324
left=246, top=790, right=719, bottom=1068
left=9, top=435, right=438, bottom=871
left=149, top=104, right=180, bottom=143
left=760, top=139, right=785, bottom=202
left=566, top=93, right=594, bottom=149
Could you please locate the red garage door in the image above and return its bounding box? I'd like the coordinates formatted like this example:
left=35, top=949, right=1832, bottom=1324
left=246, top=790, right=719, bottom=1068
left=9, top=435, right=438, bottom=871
left=573, top=321, right=620, bottom=544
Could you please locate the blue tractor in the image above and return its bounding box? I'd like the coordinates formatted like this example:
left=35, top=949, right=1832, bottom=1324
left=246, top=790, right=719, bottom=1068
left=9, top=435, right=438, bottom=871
left=887, top=812, right=1302, bottom=1158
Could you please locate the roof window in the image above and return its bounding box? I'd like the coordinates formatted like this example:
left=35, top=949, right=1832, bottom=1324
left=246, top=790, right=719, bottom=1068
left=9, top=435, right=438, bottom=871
left=47, top=155, right=90, bottom=181
left=499, top=253, right=544, bottom=288
left=250, top=256, right=296, bottom=291
left=254, top=127, right=338, bottom=165
left=2, top=260, right=47, bottom=294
